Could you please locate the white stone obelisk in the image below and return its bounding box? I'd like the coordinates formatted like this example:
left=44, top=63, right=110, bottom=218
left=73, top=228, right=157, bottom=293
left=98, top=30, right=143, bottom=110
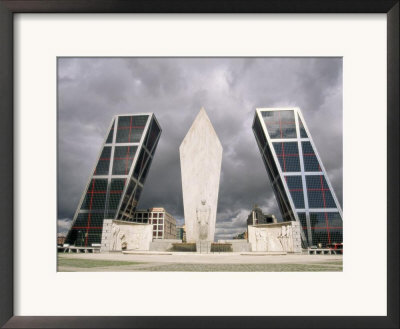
left=179, top=108, right=223, bottom=243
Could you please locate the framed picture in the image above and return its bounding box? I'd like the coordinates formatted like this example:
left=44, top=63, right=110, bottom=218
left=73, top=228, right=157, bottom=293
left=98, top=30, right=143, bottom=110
left=1, top=1, right=398, bottom=328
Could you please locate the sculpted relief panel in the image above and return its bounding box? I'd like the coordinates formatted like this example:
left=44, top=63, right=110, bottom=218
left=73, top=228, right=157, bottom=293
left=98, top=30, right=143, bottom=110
left=101, top=220, right=152, bottom=252
left=248, top=221, right=302, bottom=253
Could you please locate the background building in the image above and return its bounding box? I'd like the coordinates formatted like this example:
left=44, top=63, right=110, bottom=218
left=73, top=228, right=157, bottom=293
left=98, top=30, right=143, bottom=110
left=65, top=113, right=161, bottom=247
left=57, top=234, right=66, bottom=246
left=252, top=108, right=343, bottom=247
left=132, top=207, right=177, bottom=240
left=246, top=205, right=278, bottom=226
left=176, top=225, right=186, bottom=242
left=232, top=231, right=247, bottom=240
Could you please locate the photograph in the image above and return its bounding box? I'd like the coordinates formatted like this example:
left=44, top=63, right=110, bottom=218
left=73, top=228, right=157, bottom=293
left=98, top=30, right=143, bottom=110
left=57, top=57, right=343, bottom=272
left=1, top=1, right=396, bottom=325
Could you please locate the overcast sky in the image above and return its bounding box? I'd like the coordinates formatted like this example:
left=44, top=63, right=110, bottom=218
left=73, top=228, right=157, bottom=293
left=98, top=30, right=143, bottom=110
left=57, top=57, right=342, bottom=241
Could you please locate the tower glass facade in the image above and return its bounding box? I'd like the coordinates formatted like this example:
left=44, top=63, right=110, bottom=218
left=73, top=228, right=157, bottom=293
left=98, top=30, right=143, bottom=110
left=65, top=113, right=161, bottom=247
left=252, top=108, right=343, bottom=248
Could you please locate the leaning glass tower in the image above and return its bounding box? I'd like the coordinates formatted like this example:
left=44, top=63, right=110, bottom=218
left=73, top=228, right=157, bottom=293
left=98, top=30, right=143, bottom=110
left=252, top=108, right=343, bottom=248
left=65, top=113, right=161, bottom=247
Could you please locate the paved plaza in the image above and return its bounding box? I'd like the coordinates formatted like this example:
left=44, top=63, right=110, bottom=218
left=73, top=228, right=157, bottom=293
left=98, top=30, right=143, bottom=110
left=57, top=252, right=343, bottom=272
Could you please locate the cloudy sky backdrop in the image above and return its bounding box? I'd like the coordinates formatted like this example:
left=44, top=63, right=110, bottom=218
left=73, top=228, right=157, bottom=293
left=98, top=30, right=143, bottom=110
left=57, top=57, right=342, bottom=241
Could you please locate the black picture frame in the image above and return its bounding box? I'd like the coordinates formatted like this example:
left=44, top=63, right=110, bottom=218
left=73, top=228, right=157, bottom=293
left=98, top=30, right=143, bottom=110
left=0, top=1, right=398, bottom=328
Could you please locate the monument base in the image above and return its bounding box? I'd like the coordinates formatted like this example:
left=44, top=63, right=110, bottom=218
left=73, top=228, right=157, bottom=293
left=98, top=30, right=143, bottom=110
left=171, top=242, right=196, bottom=252
left=218, top=240, right=251, bottom=252
left=196, top=241, right=211, bottom=253
left=149, top=239, right=183, bottom=251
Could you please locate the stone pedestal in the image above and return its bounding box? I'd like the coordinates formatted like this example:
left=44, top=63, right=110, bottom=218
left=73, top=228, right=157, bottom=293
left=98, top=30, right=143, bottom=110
left=196, top=241, right=212, bottom=253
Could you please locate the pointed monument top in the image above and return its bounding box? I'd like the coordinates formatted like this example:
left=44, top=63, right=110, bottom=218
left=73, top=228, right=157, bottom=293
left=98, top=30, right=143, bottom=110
left=195, top=106, right=209, bottom=121
left=180, top=107, right=222, bottom=150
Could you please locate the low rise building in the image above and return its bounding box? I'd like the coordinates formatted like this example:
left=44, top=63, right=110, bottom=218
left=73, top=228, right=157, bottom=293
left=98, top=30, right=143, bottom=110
left=233, top=231, right=247, bottom=240
left=246, top=205, right=277, bottom=226
left=57, top=235, right=66, bottom=246
left=132, top=207, right=177, bottom=240
left=176, top=225, right=186, bottom=242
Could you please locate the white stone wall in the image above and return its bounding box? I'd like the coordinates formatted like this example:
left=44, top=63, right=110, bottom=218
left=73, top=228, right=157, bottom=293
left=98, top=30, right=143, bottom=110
left=149, top=239, right=182, bottom=251
left=100, top=219, right=113, bottom=252
left=290, top=221, right=302, bottom=252
left=248, top=221, right=302, bottom=253
left=218, top=240, right=252, bottom=252
left=100, top=220, right=153, bottom=252
left=179, top=108, right=223, bottom=242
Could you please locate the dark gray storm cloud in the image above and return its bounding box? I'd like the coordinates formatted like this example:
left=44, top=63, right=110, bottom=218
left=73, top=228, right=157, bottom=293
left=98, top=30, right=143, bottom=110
left=57, top=58, right=342, bottom=240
